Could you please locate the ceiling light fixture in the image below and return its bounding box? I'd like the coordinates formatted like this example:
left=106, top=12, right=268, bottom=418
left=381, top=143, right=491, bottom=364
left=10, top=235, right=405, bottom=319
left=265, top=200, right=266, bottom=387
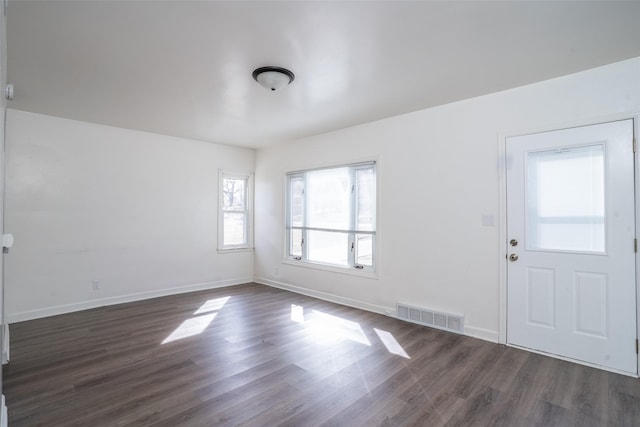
left=252, top=66, right=295, bottom=91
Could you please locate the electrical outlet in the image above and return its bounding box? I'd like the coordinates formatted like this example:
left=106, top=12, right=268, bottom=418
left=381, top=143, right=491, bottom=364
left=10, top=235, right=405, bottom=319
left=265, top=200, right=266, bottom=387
left=92, top=280, right=100, bottom=291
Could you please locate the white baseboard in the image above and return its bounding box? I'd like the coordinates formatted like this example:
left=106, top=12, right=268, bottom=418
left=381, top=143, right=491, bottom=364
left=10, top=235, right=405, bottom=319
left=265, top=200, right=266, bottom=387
left=1, top=324, right=9, bottom=364
left=7, top=277, right=253, bottom=323
left=463, top=326, right=500, bottom=343
left=254, top=276, right=394, bottom=315
left=254, top=276, right=500, bottom=344
left=0, top=395, right=6, bottom=427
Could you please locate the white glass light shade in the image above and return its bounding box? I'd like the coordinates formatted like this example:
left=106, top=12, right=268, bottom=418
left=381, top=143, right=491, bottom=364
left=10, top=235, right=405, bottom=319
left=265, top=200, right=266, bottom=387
left=256, top=71, right=291, bottom=91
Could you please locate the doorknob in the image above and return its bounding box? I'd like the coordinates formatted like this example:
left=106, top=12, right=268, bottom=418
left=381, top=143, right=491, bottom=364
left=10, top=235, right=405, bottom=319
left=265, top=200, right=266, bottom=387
left=2, top=233, right=13, bottom=254
left=509, top=253, right=519, bottom=262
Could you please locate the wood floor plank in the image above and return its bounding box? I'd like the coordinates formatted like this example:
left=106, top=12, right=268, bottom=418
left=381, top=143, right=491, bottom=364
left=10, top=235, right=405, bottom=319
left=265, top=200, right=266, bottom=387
left=3, top=282, right=639, bottom=426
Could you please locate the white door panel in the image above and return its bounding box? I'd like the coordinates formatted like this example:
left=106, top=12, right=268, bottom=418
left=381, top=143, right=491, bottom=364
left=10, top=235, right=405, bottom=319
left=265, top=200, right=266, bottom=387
left=0, top=0, right=7, bottom=420
left=507, top=120, right=637, bottom=374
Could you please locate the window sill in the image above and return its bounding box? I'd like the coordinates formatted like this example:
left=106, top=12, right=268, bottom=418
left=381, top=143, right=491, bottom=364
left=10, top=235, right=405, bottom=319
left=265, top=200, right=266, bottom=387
left=282, top=258, right=379, bottom=280
left=217, top=247, right=254, bottom=254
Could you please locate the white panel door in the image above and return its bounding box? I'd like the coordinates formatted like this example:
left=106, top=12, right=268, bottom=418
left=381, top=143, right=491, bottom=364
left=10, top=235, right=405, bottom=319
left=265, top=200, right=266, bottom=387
left=506, top=120, right=637, bottom=374
left=0, top=0, right=6, bottom=418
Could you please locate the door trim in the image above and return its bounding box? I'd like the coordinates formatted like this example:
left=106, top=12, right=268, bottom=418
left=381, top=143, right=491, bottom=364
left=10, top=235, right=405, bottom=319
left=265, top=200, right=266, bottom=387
left=498, top=113, right=640, bottom=377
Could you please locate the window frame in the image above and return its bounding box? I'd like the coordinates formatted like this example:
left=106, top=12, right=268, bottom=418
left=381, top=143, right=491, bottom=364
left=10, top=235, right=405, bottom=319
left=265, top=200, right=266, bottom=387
left=285, top=161, right=377, bottom=273
left=218, top=170, right=254, bottom=252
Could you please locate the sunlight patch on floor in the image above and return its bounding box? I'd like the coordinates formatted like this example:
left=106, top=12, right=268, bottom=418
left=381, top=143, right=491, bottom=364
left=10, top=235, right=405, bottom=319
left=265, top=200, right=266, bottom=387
left=162, top=297, right=231, bottom=344
left=291, top=304, right=370, bottom=345
left=194, top=296, right=230, bottom=315
left=374, top=328, right=410, bottom=359
left=305, top=310, right=371, bottom=346
left=291, top=304, right=305, bottom=323
left=291, top=304, right=409, bottom=358
left=162, top=313, right=217, bottom=344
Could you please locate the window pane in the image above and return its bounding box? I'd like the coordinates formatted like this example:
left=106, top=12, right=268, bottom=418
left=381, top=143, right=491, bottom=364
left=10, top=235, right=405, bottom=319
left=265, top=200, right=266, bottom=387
left=307, top=230, right=349, bottom=266
left=527, top=145, right=605, bottom=252
left=286, top=162, right=376, bottom=270
left=224, top=212, right=246, bottom=245
left=308, top=168, right=350, bottom=230
left=290, top=176, right=304, bottom=227
left=223, top=178, right=246, bottom=211
left=356, top=168, right=376, bottom=231
left=356, top=234, right=373, bottom=266
left=290, top=229, right=302, bottom=257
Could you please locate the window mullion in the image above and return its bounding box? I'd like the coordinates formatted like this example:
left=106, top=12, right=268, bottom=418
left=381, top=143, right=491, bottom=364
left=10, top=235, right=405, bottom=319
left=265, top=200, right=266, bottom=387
left=286, top=176, right=292, bottom=257
left=302, top=174, right=308, bottom=261
left=244, top=177, right=249, bottom=246
left=349, top=167, right=357, bottom=267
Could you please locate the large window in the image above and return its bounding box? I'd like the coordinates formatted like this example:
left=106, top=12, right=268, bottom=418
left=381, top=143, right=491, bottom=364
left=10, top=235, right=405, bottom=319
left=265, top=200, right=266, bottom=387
left=219, top=171, right=253, bottom=250
left=287, top=162, right=376, bottom=271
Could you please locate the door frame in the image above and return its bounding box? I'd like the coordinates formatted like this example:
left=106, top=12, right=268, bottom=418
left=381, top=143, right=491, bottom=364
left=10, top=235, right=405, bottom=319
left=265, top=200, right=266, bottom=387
left=498, top=112, right=640, bottom=377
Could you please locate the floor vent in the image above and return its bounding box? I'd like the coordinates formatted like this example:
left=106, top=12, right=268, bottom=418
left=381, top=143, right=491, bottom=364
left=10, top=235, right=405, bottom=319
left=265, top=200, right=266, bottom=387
left=395, top=303, right=464, bottom=334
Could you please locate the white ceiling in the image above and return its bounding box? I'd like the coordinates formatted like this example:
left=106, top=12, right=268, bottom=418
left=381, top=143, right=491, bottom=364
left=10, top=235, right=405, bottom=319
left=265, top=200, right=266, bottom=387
left=7, top=1, right=640, bottom=149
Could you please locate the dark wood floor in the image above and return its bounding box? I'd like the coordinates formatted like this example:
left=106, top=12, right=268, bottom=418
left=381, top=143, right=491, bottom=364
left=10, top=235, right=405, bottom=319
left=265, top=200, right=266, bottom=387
left=3, top=282, right=640, bottom=426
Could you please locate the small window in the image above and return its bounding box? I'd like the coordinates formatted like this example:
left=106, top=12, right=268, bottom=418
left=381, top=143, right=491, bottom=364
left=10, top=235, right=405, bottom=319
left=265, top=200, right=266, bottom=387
left=526, top=145, right=605, bottom=253
left=286, top=162, right=377, bottom=271
left=219, top=171, right=253, bottom=250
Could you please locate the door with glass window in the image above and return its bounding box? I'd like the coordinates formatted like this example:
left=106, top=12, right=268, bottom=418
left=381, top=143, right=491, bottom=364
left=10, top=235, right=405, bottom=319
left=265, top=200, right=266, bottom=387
left=506, top=120, right=637, bottom=374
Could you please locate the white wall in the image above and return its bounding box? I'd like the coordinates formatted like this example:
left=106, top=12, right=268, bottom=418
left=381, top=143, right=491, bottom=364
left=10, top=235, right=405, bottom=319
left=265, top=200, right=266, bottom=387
left=5, top=110, right=255, bottom=322
left=7, top=57, right=640, bottom=337
left=254, top=56, right=640, bottom=342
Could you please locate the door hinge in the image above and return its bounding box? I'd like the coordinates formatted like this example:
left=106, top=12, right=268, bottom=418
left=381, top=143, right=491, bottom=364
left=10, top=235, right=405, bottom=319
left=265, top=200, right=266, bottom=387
left=635, top=238, right=638, bottom=253
left=636, top=339, right=638, bottom=354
